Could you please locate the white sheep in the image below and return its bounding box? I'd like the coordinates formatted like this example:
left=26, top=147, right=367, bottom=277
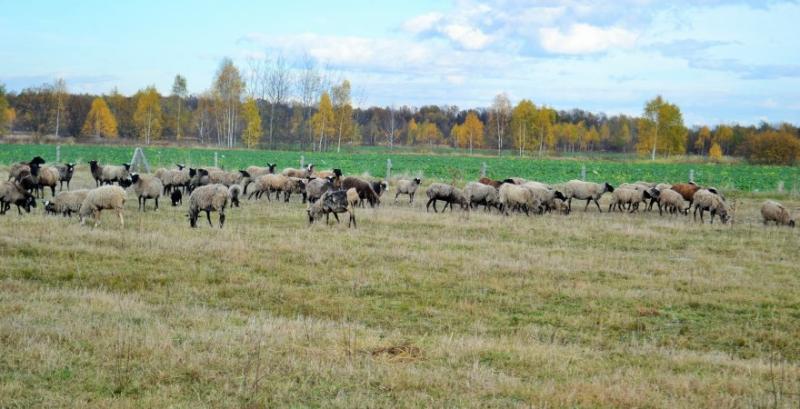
left=564, top=180, right=614, bottom=212
left=44, top=189, right=89, bottom=217
left=425, top=183, right=468, bottom=213
left=498, top=183, right=541, bottom=216
left=79, top=185, right=127, bottom=227
left=656, top=189, right=688, bottom=216
left=692, top=189, right=730, bottom=224
left=394, top=178, right=421, bottom=204
left=522, top=183, right=567, bottom=214
left=608, top=187, right=650, bottom=213
left=464, top=182, right=500, bottom=211
left=129, top=173, right=163, bottom=211
left=761, top=200, right=795, bottom=227
left=188, top=184, right=230, bottom=228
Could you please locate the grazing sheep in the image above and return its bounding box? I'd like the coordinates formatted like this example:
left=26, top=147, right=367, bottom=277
left=161, top=165, right=191, bottom=194
left=171, top=189, right=183, bottom=206
left=761, top=200, right=795, bottom=227
left=128, top=173, right=163, bottom=211
left=102, top=163, right=131, bottom=185
left=564, top=180, right=614, bottom=212
left=282, top=177, right=307, bottom=202
left=656, top=189, right=689, bottom=216
left=79, top=185, right=127, bottom=227
left=341, top=176, right=380, bottom=207
left=608, top=187, right=652, bottom=213
left=44, top=189, right=89, bottom=217
left=0, top=181, right=36, bottom=215
left=670, top=183, right=701, bottom=208
left=36, top=166, right=61, bottom=197
left=88, top=160, right=103, bottom=186
left=248, top=174, right=284, bottom=200
left=498, top=183, right=540, bottom=216
left=207, top=169, right=249, bottom=187
left=647, top=183, right=673, bottom=210
left=394, top=178, right=422, bottom=204
left=54, top=163, right=76, bottom=191
left=282, top=164, right=314, bottom=178
left=305, top=176, right=335, bottom=203
left=464, top=182, right=500, bottom=211
left=425, top=183, right=468, bottom=213
left=7, top=156, right=46, bottom=181
left=692, top=189, right=730, bottom=224
left=522, top=183, right=567, bottom=214
left=188, top=184, right=229, bottom=228
left=307, top=189, right=356, bottom=228
left=243, top=163, right=277, bottom=193
left=228, top=184, right=242, bottom=208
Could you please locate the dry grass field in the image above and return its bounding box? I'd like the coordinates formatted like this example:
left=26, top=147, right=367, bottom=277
left=1, top=166, right=799, bottom=408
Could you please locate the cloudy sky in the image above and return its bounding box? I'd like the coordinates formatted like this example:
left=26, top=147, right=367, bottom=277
left=1, top=0, right=798, bottom=125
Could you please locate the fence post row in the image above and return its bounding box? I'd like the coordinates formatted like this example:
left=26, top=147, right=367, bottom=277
left=300, top=155, right=305, bottom=168
left=56, top=145, right=61, bottom=163
left=481, top=162, right=487, bottom=178
left=689, top=169, right=695, bottom=183
left=386, top=158, right=392, bottom=180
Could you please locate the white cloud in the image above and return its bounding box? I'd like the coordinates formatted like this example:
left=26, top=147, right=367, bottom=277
left=403, top=12, right=443, bottom=34
left=441, top=24, right=492, bottom=50
left=539, top=24, right=638, bottom=54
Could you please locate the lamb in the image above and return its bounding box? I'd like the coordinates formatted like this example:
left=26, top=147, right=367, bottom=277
left=44, top=189, right=89, bottom=217
left=54, top=163, right=76, bottom=191
left=0, top=181, right=36, bottom=215
left=564, top=180, right=614, bottom=212
left=425, top=183, right=468, bottom=213
left=394, top=178, right=422, bottom=204
left=242, top=163, right=277, bottom=193
left=305, top=176, right=335, bottom=203
left=228, top=184, right=242, bottom=208
left=761, top=200, right=795, bottom=227
left=128, top=173, right=163, bottom=211
left=692, top=189, right=730, bottom=224
left=656, top=188, right=689, bottom=216
left=171, top=189, right=183, bottom=206
left=7, top=156, right=46, bottom=181
left=608, top=187, right=652, bottom=213
left=464, top=182, right=500, bottom=211
left=36, top=166, right=61, bottom=197
left=188, top=184, right=229, bottom=228
left=78, top=185, right=127, bottom=227
left=282, top=164, right=314, bottom=178
left=498, top=183, right=541, bottom=216
left=340, top=176, right=380, bottom=207
left=522, top=183, right=567, bottom=213
left=307, top=189, right=356, bottom=228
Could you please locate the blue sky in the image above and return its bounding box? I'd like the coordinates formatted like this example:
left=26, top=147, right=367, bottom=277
left=1, top=0, right=799, bottom=125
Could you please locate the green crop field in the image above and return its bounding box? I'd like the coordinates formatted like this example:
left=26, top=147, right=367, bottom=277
left=1, top=143, right=799, bottom=192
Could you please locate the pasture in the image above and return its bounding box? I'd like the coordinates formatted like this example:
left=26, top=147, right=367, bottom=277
left=1, top=156, right=800, bottom=407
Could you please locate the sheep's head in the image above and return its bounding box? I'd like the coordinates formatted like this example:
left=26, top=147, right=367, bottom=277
left=189, top=168, right=197, bottom=177
left=44, top=200, right=56, bottom=214
left=23, top=195, right=36, bottom=212
left=122, top=163, right=131, bottom=171
left=268, top=163, right=277, bottom=173
left=30, top=156, right=46, bottom=165
left=333, top=168, right=342, bottom=177
left=176, top=164, right=185, bottom=170
left=66, top=163, right=75, bottom=172
left=130, top=173, right=140, bottom=184
left=413, top=178, right=422, bottom=185
left=553, top=190, right=566, bottom=201
left=604, top=182, right=614, bottom=193
left=187, top=209, right=199, bottom=228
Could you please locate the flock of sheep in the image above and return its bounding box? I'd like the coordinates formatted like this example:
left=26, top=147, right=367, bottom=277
left=0, top=155, right=797, bottom=229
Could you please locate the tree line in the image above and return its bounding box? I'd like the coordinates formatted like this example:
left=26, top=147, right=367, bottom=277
left=1, top=56, right=799, bottom=165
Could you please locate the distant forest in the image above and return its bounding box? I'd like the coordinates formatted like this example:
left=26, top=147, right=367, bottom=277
left=1, top=57, right=799, bottom=165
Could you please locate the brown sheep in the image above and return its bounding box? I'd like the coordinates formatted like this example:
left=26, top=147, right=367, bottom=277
left=340, top=176, right=380, bottom=207
left=669, top=183, right=701, bottom=207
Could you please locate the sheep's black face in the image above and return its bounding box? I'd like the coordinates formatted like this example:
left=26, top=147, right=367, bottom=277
left=554, top=191, right=566, bottom=201
left=414, top=178, right=421, bottom=185
left=789, top=220, right=796, bottom=228
left=605, top=183, right=614, bottom=193
left=307, top=210, right=315, bottom=224
left=333, top=169, right=342, bottom=177
left=123, top=163, right=131, bottom=171
left=188, top=210, right=198, bottom=228
left=44, top=201, right=56, bottom=214
left=189, top=168, right=197, bottom=177
left=26, top=195, right=36, bottom=209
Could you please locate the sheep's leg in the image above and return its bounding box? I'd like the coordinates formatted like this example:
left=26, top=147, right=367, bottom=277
left=206, top=211, right=213, bottom=226
left=50, top=186, right=55, bottom=197
left=710, top=210, right=716, bottom=224
left=426, top=198, right=434, bottom=212
left=349, top=211, right=356, bottom=228
left=693, top=205, right=699, bottom=221
left=333, top=213, right=340, bottom=224
left=154, top=197, right=159, bottom=211
left=608, top=202, right=613, bottom=212
left=593, top=199, right=602, bottom=212
left=394, top=192, right=400, bottom=203
left=93, top=209, right=100, bottom=227
left=409, top=193, right=414, bottom=204
left=117, top=209, right=124, bottom=227
left=219, top=213, right=225, bottom=228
